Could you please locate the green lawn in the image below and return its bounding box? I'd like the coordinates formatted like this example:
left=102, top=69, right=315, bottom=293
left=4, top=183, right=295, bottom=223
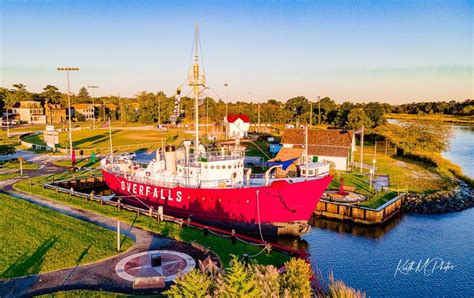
left=14, top=175, right=290, bottom=267
left=0, top=194, right=133, bottom=278
left=38, top=290, right=137, bottom=297
left=0, top=160, right=40, bottom=170
left=21, top=134, right=46, bottom=146
left=0, top=172, right=20, bottom=180
left=53, top=157, right=101, bottom=169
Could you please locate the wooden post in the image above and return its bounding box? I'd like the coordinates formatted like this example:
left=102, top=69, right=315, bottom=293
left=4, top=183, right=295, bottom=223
left=385, top=141, right=388, bottom=156
left=158, top=206, right=163, bottom=221
left=117, top=199, right=121, bottom=211
left=117, top=220, right=121, bottom=251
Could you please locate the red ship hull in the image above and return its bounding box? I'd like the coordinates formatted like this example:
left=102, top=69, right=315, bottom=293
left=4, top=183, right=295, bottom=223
left=102, top=169, right=332, bottom=235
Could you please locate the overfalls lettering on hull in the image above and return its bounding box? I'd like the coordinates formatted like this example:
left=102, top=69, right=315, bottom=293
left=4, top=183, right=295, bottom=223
left=120, top=180, right=182, bottom=202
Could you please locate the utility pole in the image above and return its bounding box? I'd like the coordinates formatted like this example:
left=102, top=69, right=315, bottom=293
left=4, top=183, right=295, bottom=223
left=360, top=125, right=364, bottom=173
left=309, top=101, right=313, bottom=128
left=87, top=85, right=99, bottom=129
left=57, top=67, right=79, bottom=160
left=257, top=104, right=261, bottom=133
left=317, top=96, right=321, bottom=125
left=5, top=105, right=10, bottom=138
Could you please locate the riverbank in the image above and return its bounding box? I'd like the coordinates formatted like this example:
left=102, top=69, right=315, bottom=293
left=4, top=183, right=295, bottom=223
left=386, top=113, right=474, bottom=125
left=403, top=181, right=473, bottom=214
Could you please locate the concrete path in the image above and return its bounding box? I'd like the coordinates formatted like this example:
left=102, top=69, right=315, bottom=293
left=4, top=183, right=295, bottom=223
left=0, top=168, right=214, bottom=297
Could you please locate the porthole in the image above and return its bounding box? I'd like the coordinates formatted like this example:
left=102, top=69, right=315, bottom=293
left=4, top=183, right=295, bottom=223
left=205, top=165, right=208, bottom=169
left=228, top=165, right=231, bottom=169
left=217, top=165, right=220, bottom=169
left=211, top=165, right=215, bottom=169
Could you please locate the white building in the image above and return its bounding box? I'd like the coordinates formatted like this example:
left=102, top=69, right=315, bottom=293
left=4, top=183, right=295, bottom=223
left=224, top=114, right=250, bottom=139
left=12, top=101, right=46, bottom=124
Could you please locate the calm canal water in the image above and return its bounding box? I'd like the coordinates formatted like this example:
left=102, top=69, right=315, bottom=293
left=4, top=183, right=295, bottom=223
left=303, top=124, right=474, bottom=297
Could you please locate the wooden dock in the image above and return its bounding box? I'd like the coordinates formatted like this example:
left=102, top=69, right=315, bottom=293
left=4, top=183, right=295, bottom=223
left=314, top=193, right=406, bottom=225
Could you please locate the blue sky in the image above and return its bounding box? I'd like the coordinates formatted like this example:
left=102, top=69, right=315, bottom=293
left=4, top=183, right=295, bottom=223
left=1, top=0, right=472, bottom=103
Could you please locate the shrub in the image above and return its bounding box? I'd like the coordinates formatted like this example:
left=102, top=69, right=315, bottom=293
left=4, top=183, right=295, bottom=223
left=164, top=269, right=213, bottom=298
left=281, top=258, right=312, bottom=298
left=328, top=272, right=366, bottom=298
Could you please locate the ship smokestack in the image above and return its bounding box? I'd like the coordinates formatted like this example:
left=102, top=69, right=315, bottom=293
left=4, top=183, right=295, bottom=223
left=165, top=145, right=176, bottom=174
left=183, top=141, right=191, bottom=165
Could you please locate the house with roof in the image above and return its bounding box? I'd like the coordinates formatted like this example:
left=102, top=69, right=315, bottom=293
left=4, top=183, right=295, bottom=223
left=224, top=114, right=250, bottom=139
left=13, top=101, right=46, bottom=124
left=45, top=103, right=67, bottom=124
left=274, top=128, right=355, bottom=171
left=72, top=103, right=94, bottom=121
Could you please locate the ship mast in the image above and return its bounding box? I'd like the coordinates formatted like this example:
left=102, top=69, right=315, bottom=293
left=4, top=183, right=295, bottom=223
left=188, top=25, right=206, bottom=157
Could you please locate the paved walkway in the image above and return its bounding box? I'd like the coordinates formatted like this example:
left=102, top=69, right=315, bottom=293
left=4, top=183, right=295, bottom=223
left=0, top=167, right=215, bottom=297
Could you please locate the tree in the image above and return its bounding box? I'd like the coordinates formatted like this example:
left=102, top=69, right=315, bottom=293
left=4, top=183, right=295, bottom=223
left=317, top=97, right=337, bottom=124
left=76, top=87, right=90, bottom=103
left=346, top=108, right=373, bottom=130
left=6, top=83, right=31, bottom=105
left=364, top=102, right=386, bottom=127
left=285, top=96, right=309, bottom=123
left=41, top=85, right=62, bottom=104
left=375, top=121, right=453, bottom=154
left=334, top=102, right=354, bottom=128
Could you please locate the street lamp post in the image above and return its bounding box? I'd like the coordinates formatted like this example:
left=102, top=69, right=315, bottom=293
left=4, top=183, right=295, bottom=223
left=370, top=158, right=376, bottom=191
left=57, top=67, right=79, bottom=167
left=87, top=85, right=99, bottom=129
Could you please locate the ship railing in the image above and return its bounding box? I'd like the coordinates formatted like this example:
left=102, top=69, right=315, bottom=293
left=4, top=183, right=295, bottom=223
left=112, top=171, right=243, bottom=189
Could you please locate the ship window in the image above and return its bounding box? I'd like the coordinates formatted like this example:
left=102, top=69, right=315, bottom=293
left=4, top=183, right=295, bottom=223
left=204, top=165, right=208, bottom=169
left=228, top=165, right=231, bottom=169
left=234, top=165, right=236, bottom=169
left=216, top=165, right=220, bottom=169
left=211, top=165, right=214, bottom=169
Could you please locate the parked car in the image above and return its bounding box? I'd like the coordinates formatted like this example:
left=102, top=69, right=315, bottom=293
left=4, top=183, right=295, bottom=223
left=117, top=152, right=136, bottom=160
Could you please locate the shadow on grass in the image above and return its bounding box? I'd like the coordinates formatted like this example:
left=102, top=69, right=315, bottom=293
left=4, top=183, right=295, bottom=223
left=73, top=134, right=108, bottom=147
left=1, top=236, right=58, bottom=278
left=61, top=244, right=92, bottom=286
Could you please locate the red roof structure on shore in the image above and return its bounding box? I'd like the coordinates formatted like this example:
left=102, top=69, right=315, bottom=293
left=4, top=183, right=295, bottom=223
left=226, top=114, right=250, bottom=123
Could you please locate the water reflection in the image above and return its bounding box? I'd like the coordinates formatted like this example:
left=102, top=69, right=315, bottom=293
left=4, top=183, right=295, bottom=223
left=308, top=214, right=403, bottom=240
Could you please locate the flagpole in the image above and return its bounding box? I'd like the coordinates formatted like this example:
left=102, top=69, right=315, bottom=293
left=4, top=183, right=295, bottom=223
left=305, top=125, right=309, bottom=181
left=108, top=117, right=113, bottom=164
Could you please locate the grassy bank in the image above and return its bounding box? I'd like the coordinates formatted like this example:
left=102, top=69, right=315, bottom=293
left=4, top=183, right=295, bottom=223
left=14, top=175, right=290, bottom=267
left=0, top=194, right=133, bottom=278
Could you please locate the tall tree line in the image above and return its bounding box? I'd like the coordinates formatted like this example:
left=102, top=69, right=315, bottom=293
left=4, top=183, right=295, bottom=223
left=1, top=83, right=472, bottom=128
